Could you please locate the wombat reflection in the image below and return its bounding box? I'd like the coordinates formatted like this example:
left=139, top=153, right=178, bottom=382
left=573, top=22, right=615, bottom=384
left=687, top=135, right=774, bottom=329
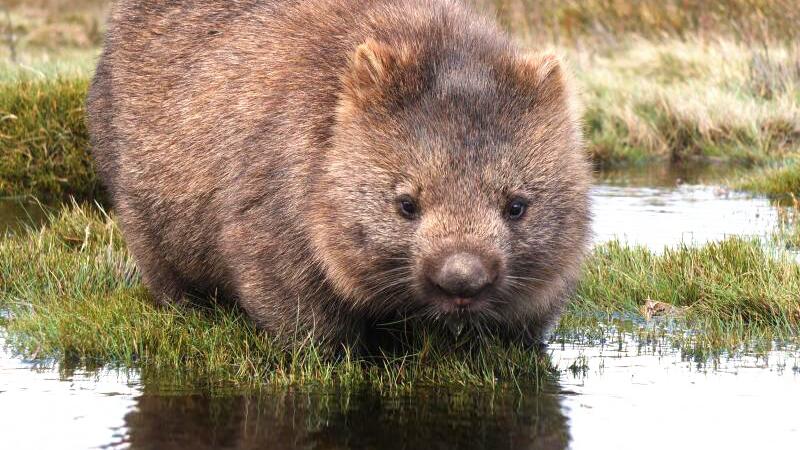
left=87, top=0, right=591, bottom=349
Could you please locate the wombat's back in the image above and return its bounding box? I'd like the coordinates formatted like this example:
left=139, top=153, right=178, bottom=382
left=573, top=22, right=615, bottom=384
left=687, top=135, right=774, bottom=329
left=87, top=0, right=353, bottom=303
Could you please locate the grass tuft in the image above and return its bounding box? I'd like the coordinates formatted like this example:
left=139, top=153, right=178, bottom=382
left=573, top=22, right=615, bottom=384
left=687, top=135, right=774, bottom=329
left=575, top=239, right=800, bottom=332
left=0, top=77, right=99, bottom=201
left=735, top=160, right=800, bottom=199
left=575, top=39, right=800, bottom=167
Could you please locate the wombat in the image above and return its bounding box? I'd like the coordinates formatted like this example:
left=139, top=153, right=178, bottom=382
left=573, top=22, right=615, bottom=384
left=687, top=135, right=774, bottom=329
left=87, top=0, right=592, bottom=350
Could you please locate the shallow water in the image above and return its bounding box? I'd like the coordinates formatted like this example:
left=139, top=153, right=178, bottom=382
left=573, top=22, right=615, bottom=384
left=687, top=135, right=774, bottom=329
left=2, top=325, right=799, bottom=450
left=592, top=182, right=782, bottom=249
left=591, top=165, right=787, bottom=249
left=0, top=199, right=47, bottom=235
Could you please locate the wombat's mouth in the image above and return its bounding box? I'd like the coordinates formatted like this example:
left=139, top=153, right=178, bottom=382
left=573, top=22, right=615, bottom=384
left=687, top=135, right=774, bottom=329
left=434, top=295, right=490, bottom=313
left=421, top=283, right=503, bottom=317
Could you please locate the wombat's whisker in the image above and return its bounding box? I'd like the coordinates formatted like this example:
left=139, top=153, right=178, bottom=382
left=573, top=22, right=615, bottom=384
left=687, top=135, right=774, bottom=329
left=505, top=275, right=547, bottom=284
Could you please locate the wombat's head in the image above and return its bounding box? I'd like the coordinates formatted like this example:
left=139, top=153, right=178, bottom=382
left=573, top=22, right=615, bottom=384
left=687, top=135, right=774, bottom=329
left=310, top=39, right=591, bottom=332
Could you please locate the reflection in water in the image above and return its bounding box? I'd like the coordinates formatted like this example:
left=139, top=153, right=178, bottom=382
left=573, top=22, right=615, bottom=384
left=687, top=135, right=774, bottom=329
left=3, top=321, right=800, bottom=449
left=0, top=337, right=137, bottom=450
left=2, top=164, right=799, bottom=449
left=554, top=329, right=800, bottom=450
left=121, top=386, right=569, bottom=450
left=594, top=162, right=746, bottom=188
left=592, top=183, right=780, bottom=249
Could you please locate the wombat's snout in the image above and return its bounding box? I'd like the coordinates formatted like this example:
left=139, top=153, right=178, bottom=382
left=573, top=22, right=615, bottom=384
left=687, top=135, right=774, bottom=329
left=428, top=252, right=498, bottom=304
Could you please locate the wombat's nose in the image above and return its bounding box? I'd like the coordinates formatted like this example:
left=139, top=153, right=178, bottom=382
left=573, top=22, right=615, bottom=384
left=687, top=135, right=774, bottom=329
left=431, top=252, right=495, bottom=299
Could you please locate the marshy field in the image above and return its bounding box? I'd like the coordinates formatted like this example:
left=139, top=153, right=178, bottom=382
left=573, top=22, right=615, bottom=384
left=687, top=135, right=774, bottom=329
left=1, top=1, right=799, bottom=449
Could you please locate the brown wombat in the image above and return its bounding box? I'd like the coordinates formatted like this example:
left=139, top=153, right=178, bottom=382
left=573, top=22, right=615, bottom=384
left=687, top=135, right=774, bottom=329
left=87, top=0, right=591, bottom=350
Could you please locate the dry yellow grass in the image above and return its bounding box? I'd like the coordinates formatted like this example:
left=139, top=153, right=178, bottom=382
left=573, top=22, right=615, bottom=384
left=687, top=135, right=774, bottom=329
left=567, top=38, right=800, bottom=165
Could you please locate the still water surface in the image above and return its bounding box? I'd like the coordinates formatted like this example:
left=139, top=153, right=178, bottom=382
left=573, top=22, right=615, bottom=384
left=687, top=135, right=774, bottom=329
left=1, top=168, right=798, bottom=449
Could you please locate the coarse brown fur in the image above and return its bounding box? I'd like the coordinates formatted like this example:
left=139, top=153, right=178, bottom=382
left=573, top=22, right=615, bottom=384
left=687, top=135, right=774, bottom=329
left=87, top=0, right=592, bottom=351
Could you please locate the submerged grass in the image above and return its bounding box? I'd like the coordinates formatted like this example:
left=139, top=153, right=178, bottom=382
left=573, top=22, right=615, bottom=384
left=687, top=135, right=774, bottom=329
left=2, top=204, right=799, bottom=386
left=0, top=204, right=550, bottom=389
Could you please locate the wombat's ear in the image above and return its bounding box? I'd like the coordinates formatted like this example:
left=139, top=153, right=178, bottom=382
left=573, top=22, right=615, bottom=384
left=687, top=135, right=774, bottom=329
left=513, top=52, right=572, bottom=108
left=343, top=39, right=416, bottom=107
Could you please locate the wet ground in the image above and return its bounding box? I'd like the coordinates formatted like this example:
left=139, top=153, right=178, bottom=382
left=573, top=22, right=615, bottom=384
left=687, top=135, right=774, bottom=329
left=2, top=166, right=799, bottom=449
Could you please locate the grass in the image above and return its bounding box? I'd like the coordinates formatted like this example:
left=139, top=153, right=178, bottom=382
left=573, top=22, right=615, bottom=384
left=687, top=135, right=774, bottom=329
left=0, top=204, right=552, bottom=390
left=0, top=77, right=99, bottom=201
left=575, top=239, right=800, bottom=329
left=0, top=0, right=798, bottom=387
left=736, top=159, right=800, bottom=199
left=7, top=1, right=798, bottom=47
left=0, top=2, right=797, bottom=199
left=773, top=198, right=800, bottom=249
left=478, top=0, right=800, bottom=44
left=1, top=203, right=798, bottom=387
left=574, top=39, right=800, bottom=167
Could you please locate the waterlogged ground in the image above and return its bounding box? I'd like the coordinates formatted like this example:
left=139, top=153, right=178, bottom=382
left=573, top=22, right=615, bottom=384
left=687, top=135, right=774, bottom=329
left=2, top=166, right=799, bottom=449
left=554, top=326, right=800, bottom=449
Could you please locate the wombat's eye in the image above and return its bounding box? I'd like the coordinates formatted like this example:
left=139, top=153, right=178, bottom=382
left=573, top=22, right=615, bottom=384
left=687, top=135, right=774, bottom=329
left=397, top=196, right=419, bottom=219
left=506, top=198, right=528, bottom=220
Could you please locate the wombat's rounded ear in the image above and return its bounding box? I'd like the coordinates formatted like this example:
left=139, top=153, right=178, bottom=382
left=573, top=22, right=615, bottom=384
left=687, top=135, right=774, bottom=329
left=513, top=52, right=572, bottom=107
left=343, top=39, right=415, bottom=107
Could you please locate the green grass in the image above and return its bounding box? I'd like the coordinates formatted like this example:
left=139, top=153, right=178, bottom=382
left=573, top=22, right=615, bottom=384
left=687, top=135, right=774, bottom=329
left=1, top=204, right=798, bottom=387
left=576, top=239, right=799, bottom=324
left=0, top=77, right=99, bottom=201
left=0, top=2, right=799, bottom=199
left=736, top=160, right=800, bottom=199
left=556, top=234, right=800, bottom=359
left=0, top=204, right=552, bottom=390
left=572, top=239, right=800, bottom=340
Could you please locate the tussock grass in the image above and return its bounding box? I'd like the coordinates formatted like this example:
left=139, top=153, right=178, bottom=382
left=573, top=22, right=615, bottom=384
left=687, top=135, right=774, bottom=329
left=736, top=160, right=800, bottom=199
left=575, top=239, right=800, bottom=332
left=1, top=40, right=798, bottom=200
left=0, top=2, right=798, bottom=198
left=0, top=77, right=99, bottom=201
left=2, top=204, right=799, bottom=386
left=476, top=0, right=800, bottom=43
left=10, top=0, right=798, bottom=48
left=0, top=204, right=550, bottom=389
left=773, top=198, right=800, bottom=249
left=574, top=39, right=800, bottom=167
